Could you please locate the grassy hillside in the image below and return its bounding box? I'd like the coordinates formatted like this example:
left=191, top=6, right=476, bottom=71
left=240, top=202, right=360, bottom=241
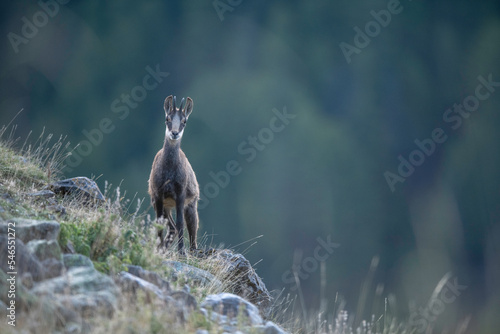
left=0, top=129, right=276, bottom=333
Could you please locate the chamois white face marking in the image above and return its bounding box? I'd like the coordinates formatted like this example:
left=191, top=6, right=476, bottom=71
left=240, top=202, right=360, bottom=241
left=164, top=95, right=193, bottom=142
left=165, top=112, right=186, bottom=141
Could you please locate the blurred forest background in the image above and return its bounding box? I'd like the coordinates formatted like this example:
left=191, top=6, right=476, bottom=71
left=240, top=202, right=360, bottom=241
left=1, top=0, right=500, bottom=332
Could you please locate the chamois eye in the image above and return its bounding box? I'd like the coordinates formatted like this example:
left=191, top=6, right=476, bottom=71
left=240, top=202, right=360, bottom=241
left=166, top=116, right=171, bottom=123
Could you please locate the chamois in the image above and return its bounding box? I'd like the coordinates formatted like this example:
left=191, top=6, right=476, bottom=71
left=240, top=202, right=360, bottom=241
left=148, top=95, right=199, bottom=253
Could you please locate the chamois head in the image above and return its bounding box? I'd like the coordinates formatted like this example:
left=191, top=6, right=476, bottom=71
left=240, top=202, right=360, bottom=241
left=164, top=95, right=193, bottom=142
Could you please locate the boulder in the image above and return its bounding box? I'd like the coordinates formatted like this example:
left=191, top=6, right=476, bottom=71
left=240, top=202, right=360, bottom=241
left=63, top=254, right=94, bottom=269
left=163, top=260, right=222, bottom=289
left=201, top=292, right=263, bottom=327
left=255, top=321, right=289, bottom=334
left=196, top=249, right=272, bottom=315
left=0, top=268, right=38, bottom=312
left=26, top=239, right=62, bottom=262
left=25, top=239, right=64, bottom=278
left=0, top=218, right=60, bottom=243
left=116, top=270, right=198, bottom=323
left=45, top=177, right=105, bottom=205
left=40, top=257, right=64, bottom=279
left=115, top=271, right=166, bottom=304
left=126, top=264, right=170, bottom=292
left=0, top=236, right=45, bottom=281
left=168, top=290, right=198, bottom=322
left=31, top=266, right=119, bottom=319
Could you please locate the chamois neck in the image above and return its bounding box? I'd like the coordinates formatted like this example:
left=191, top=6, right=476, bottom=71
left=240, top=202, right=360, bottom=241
left=162, top=138, right=181, bottom=163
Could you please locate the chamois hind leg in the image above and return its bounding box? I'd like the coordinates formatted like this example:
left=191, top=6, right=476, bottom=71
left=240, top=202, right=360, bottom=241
left=184, top=201, right=198, bottom=251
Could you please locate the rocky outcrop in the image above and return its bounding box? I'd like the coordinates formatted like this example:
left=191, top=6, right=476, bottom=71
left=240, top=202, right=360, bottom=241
left=0, top=215, right=288, bottom=334
left=202, top=292, right=263, bottom=326
left=200, top=293, right=287, bottom=334
left=193, top=248, right=272, bottom=315
left=0, top=218, right=60, bottom=243
left=44, top=177, right=106, bottom=205
left=0, top=235, right=59, bottom=281
left=163, top=260, right=222, bottom=288
left=31, top=266, right=119, bottom=319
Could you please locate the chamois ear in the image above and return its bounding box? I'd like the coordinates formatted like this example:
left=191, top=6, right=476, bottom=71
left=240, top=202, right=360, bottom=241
left=184, top=97, right=193, bottom=118
left=164, top=95, right=174, bottom=114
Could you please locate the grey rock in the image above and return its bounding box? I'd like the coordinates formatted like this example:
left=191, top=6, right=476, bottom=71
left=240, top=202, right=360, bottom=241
left=24, top=239, right=64, bottom=278
left=195, top=249, right=272, bottom=315
left=0, top=193, right=15, bottom=205
left=201, top=292, right=263, bottom=326
left=169, top=290, right=197, bottom=309
left=58, top=292, right=116, bottom=318
left=0, top=299, right=6, bottom=311
left=62, top=240, right=76, bottom=254
left=32, top=266, right=117, bottom=295
left=163, top=260, right=222, bottom=288
left=41, top=257, right=64, bottom=279
left=31, top=266, right=119, bottom=319
left=0, top=236, right=45, bottom=281
left=0, top=268, right=37, bottom=312
left=63, top=254, right=94, bottom=269
left=115, top=271, right=165, bottom=304
left=0, top=218, right=60, bottom=243
left=64, top=322, right=82, bottom=334
left=196, top=330, right=209, bottom=334
left=168, top=290, right=198, bottom=322
left=218, top=250, right=272, bottom=314
left=21, top=272, right=34, bottom=289
left=45, top=177, right=105, bottom=205
left=259, top=321, right=289, bottom=334
left=126, top=264, right=170, bottom=292
left=26, top=239, right=62, bottom=262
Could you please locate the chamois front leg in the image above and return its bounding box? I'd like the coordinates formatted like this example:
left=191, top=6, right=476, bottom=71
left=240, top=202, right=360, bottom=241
left=175, top=196, right=185, bottom=254
left=154, top=198, right=167, bottom=249
left=161, top=208, right=175, bottom=249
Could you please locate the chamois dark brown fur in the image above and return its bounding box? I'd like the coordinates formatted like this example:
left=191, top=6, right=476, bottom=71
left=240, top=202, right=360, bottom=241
left=148, top=95, right=199, bottom=253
